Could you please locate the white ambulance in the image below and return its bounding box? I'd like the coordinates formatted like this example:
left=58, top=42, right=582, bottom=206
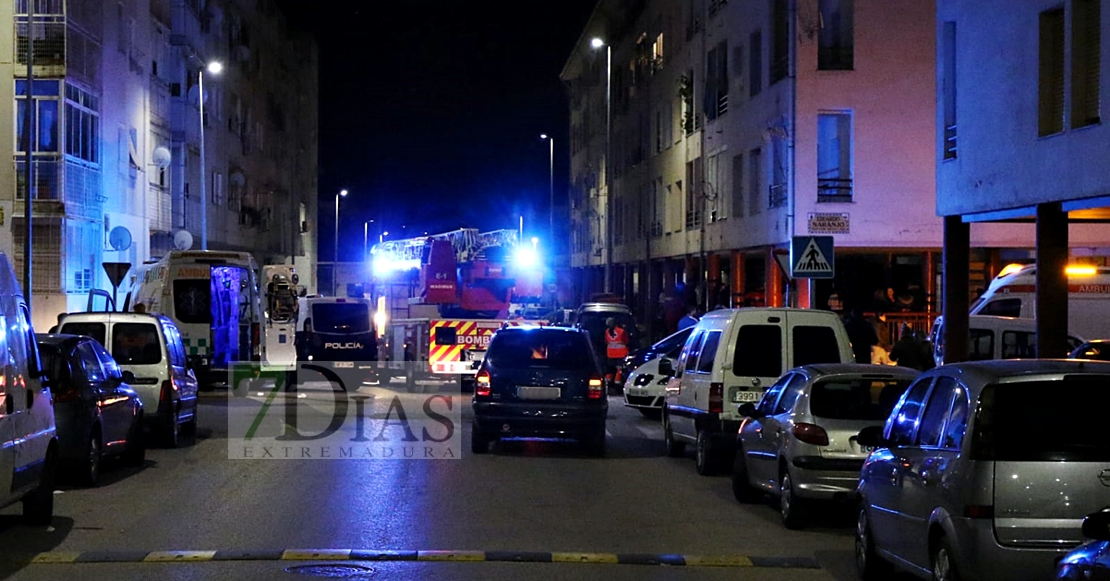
left=971, top=263, right=1110, bottom=340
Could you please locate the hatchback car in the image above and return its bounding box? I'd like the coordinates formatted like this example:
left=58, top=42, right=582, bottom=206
left=37, top=334, right=145, bottom=486
left=732, top=364, right=919, bottom=529
left=855, top=359, right=1110, bottom=581
left=1055, top=508, right=1110, bottom=581
left=619, top=327, right=692, bottom=386
left=471, top=326, right=608, bottom=456
left=1069, top=339, right=1110, bottom=361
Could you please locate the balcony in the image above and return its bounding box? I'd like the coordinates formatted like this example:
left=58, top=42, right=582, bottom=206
left=768, top=183, right=787, bottom=208
left=818, top=46, right=854, bottom=71
left=943, top=124, right=957, bottom=160
left=817, top=177, right=853, bottom=203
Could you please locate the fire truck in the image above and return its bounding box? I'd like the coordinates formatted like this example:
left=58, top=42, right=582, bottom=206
left=369, top=228, right=544, bottom=392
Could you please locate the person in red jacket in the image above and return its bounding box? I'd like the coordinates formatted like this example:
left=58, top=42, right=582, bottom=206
left=603, top=317, right=629, bottom=391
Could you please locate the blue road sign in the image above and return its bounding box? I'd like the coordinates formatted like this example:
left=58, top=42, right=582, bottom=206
left=790, top=236, right=835, bottom=279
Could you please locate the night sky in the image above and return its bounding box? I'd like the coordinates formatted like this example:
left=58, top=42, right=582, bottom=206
left=275, top=2, right=599, bottom=261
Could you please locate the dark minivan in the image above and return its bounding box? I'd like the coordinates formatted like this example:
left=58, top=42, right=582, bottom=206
left=471, top=326, right=608, bottom=456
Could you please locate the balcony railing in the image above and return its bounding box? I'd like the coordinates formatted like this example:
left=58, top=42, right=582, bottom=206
left=944, top=124, right=957, bottom=159
left=817, top=177, right=853, bottom=202
left=818, top=45, right=854, bottom=71
left=768, top=183, right=787, bottom=208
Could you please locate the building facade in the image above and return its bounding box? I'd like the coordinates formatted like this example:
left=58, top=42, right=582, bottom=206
left=560, top=0, right=1044, bottom=338
left=1, top=0, right=318, bottom=330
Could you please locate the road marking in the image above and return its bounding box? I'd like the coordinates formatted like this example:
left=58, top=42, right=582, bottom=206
left=10, top=549, right=820, bottom=569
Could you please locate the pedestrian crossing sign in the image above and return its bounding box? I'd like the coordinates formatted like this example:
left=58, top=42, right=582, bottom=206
left=790, top=236, right=835, bottom=279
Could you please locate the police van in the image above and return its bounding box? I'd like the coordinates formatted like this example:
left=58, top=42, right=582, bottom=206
left=295, top=296, right=378, bottom=380
left=971, top=263, right=1110, bottom=340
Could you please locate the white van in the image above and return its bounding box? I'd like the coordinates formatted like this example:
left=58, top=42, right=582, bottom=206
left=931, top=314, right=1085, bottom=368
left=661, top=308, right=854, bottom=475
left=971, top=264, right=1110, bottom=340
left=0, top=252, right=58, bottom=524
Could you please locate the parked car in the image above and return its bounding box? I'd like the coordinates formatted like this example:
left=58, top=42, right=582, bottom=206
left=662, top=308, right=855, bottom=475
left=0, top=251, right=58, bottom=525
left=855, top=359, right=1110, bottom=581
left=471, top=326, right=608, bottom=456
left=574, top=302, right=639, bottom=390
left=930, top=314, right=1084, bottom=367
left=732, top=364, right=919, bottom=529
left=57, top=312, right=199, bottom=447
left=622, top=351, right=681, bottom=419
left=1069, top=339, right=1110, bottom=361
left=619, top=327, right=693, bottom=385
left=37, top=334, right=145, bottom=485
left=1055, top=508, right=1110, bottom=581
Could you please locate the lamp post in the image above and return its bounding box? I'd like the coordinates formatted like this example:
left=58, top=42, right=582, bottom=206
left=333, top=189, right=347, bottom=296
left=364, top=220, right=376, bottom=262
left=540, top=134, right=554, bottom=253
left=198, top=61, right=222, bottom=250
left=380, top=231, right=388, bottom=245
left=591, top=37, right=612, bottom=294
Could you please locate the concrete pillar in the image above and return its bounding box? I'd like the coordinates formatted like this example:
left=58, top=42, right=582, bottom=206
left=767, top=247, right=784, bottom=307
left=942, top=216, right=970, bottom=364
left=797, top=278, right=813, bottom=309
left=708, top=253, right=721, bottom=309
left=1036, top=202, right=1068, bottom=357
left=731, top=251, right=744, bottom=307
left=924, top=250, right=937, bottom=313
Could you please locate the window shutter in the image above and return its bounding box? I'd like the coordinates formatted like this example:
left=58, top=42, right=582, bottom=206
left=1038, top=8, right=1066, bottom=136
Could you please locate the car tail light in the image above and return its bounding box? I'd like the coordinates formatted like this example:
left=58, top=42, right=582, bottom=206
left=964, top=505, right=994, bottom=519
left=708, top=382, right=724, bottom=413
left=475, top=370, right=491, bottom=397
left=160, top=379, right=175, bottom=402
left=54, top=389, right=80, bottom=403
left=793, top=423, right=830, bottom=446
left=588, top=375, right=604, bottom=399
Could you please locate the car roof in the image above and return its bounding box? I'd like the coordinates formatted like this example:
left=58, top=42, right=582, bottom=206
left=60, top=312, right=169, bottom=325
left=496, top=325, right=587, bottom=337
left=701, top=307, right=839, bottom=321
left=35, top=333, right=91, bottom=349
left=929, top=359, right=1110, bottom=387
left=797, top=363, right=921, bottom=379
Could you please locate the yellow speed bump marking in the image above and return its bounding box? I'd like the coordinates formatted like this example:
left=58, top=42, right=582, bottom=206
left=551, top=552, right=620, bottom=564
left=416, top=550, right=485, bottom=562
left=281, top=549, right=352, bottom=561
left=30, top=552, right=81, bottom=564
left=682, top=555, right=753, bottom=567
left=144, top=551, right=217, bottom=562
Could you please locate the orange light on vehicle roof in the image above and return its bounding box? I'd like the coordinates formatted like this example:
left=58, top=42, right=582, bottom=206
left=1066, top=265, right=1098, bottom=276
left=997, top=263, right=1026, bottom=278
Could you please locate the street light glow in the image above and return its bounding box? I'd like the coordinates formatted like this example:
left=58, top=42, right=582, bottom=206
left=540, top=134, right=548, bottom=139
left=207, top=61, right=223, bottom=74
left=340, top=189, right=348, bottom=197
left=590, top=37, right=605, bottom=49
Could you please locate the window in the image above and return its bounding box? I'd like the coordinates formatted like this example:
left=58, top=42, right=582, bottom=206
left=15, top=80, right=61, bottom=154
left=774, top=374, right=807, bottom=414
left=165, top=324, right=187, bottom=368
left=979, top=298, right=1021, bottom=317
left=696, top=330, right=722, bottom=373
left=681, top=69, right=697, bottom=135
left=771, top=0, right=790, bottom=83
left=818, top=0, right=854, bottom=70
left=1072, top=0, right=1101, bottom=128
left=749, top=30, right=763, bottom=96
left=942, top=386, right=969, bottom=449
left=173, top=279, right=212, bottom=324
left=64, top=84, right=100, bottom=164
left=770, top=135, right=787, bottom=208
left=76, top=342, right=106, bottom=383
left=810, top=378, right=913, bottom=420
left=748, top=148, right=762, bottom=215
left=92, top=341, right=123, bottom=380
left=757, top=373, right=792, bottom=415
left=685, top=158, right=703, bottom=229
left=1039, top=8, right=1066, bottom=136
left=792, top=325, right=844, bottom=366
left=704, top=41, right=729, bottom=120
left=817, top=112, right=852, bottom=202
left=917, top=377, right=957, bottom=447
left=942, top=22, right=958, bottom=159
left=732, top=324, right=782, bottom=378
left=886, top=377, right=933, bottom=446
left=112, top=323, right=164, bottom=366
left=731, top=153, right=744, bottom=218
left=487, top=331, right=595, bottom=371
left=968, top=329, right=995, bottom=360
left=1001, top=331, right=1037, bottom=358
left=60, top=322, right=107, bottom=346
left=675, top=330, right=704, bottom=378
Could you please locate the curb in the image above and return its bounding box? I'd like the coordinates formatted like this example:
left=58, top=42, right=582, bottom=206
left=12, top=549, right=822, bottom=569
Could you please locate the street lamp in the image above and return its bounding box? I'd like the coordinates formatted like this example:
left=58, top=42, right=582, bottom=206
left=540, top=134, right=554, bottom=254
left=591, top=37, right=612, bottom=293
left=363, top=219, right=375, bottom=262
left=198, top=60, right=222, bottom=250
left=334, top=189, right=347, bottom=296
left=380, top=230, right=388, bottom=245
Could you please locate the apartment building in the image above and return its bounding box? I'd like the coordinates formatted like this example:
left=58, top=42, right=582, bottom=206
left=1, top=0, right=318, bottom=330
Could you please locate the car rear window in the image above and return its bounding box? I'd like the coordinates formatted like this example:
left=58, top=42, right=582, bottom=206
left=38, top=344, right=77, bottom=397
left=792, top=325, right=844, bottom=366
left=810, top=378, right=914, bottom=420
left=59, top=322, right=106, bottom=346
left=111, top=323, right=163, bottom=365
left=487, top=331, right=595, bottom=371
left=312, top=302, right=370, bottom=333
left=973, top=376, right=1110, bottom=461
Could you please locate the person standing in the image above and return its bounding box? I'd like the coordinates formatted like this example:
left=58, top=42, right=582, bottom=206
left=890, top=323, right=934, bottom=371
left=604, top=317, right=630, bottom=392
left=677, top=306, right=699, bottom=330
left=844, top=307, right=878, bottom=364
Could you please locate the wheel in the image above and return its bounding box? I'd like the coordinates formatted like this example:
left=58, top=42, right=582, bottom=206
left=779, top=469, right=808, bottom=529
left=663, top=413, right=685, bottom=458
left=22, top=447, right=56, bottom=526
left=584, top=432, right=606, bottom=457
left=855, top=506, right=893, bottom=581
left=931, top=534, right=962, bottom=581
left=182, top=405, right=198, bottom=444
left=470, top=425, right=490, bottom=455
left=164, top=407, right=181, bottom=448
left=638, top=408, right=662, bottom=420
left=695, top=429, right=722, bottom=475
left=78, top=430, right=102, bottom=487
left=121, top=413, right=146, bottom=467
left=731, top=445, right=763, bottom=503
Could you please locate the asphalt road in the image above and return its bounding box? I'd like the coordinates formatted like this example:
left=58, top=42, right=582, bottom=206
left=0, top=380, right=872, bottom=581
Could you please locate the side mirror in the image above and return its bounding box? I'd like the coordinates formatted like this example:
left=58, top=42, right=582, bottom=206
left=657, top=357, right=674, bottom=376
left=857, top=425, right=887, bottom=448
left=1081, top=508, right=1110, bottom=541
left=121, top=370, right=137, bottom=384
left=737, top=402, right=760, bottom=417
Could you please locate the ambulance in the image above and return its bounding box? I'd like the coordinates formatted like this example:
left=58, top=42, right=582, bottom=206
left=970, top=263, right=1110, bottom=340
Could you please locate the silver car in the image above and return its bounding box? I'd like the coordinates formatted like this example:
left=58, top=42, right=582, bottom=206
left=732, top=363, right=920, bottom=529
left=855, top=359, right=1110, bottom=581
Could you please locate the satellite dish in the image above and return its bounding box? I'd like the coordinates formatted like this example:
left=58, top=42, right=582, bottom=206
left=187, top=85, right=209, bottom=108
left=109, top=226, right=133, bottom=251
left=152, top=146, right=172, bottom=169
left=173, top=230, right=194, bottom=251
left=229, top=171, right=246, bottom=187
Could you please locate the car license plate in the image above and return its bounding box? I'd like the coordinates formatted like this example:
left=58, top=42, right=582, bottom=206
left=733, top=390, right=761, bottom=403
left=333, top=361, right=354, bottom=368
left=518, top=386, right=560, bottom=400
